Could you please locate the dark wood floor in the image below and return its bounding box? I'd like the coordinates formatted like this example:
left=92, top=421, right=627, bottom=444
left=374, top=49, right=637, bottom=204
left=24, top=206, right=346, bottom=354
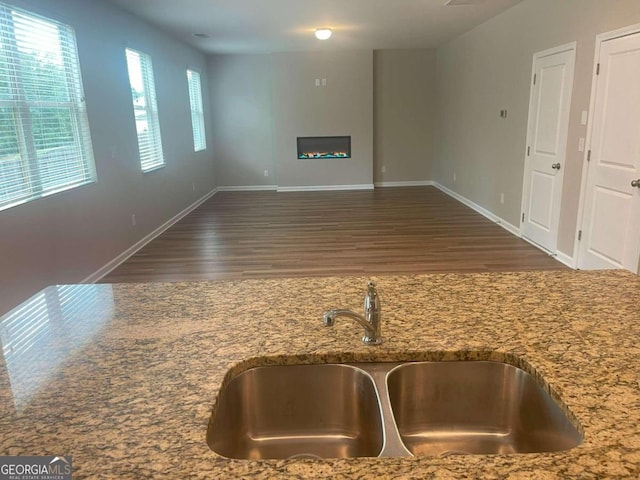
left=101, top=186, right=565, bottom=283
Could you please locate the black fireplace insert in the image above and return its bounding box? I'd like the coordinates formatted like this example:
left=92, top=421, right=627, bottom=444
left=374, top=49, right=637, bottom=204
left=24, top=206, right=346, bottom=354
left=297, top=136, right=351, bottom=159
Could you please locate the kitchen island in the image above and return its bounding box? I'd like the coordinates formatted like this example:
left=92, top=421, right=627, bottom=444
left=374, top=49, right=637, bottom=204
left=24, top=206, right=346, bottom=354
left=0, top=270, right=639, bottom=478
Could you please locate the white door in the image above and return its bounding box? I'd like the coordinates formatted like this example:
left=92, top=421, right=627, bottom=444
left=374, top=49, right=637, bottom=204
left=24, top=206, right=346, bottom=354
left=521, top=44, right=576, bottom=252
left=578, top=30, right=640, bottom=272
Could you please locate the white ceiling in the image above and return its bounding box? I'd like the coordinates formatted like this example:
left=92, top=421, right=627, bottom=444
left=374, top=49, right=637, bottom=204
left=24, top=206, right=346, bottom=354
left=106, top=0, right=523, bottom=55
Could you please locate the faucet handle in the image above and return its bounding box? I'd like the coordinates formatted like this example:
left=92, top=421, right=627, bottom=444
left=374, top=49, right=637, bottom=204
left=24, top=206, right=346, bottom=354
left=364, top=281, right=380, bottom=313
left=363, top=281, right=382, bottom=345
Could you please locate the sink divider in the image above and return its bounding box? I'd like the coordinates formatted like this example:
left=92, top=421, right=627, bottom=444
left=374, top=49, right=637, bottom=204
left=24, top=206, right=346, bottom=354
left=350, top=363, right=413, bottom=458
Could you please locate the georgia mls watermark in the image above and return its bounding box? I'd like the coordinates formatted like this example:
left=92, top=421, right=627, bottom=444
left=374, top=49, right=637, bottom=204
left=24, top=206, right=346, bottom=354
left=0, top=456, right=72, bottom=480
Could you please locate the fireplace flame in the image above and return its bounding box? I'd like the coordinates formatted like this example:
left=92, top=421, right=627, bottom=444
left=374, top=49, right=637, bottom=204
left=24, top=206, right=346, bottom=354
left=299, top=151, right=349, bottom=159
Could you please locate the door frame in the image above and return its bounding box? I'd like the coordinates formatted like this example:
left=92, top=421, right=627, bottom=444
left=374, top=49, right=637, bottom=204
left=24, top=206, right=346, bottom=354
left=575, top=22, right=640, bottom=272
left=520, top=41, right=577, bottom=254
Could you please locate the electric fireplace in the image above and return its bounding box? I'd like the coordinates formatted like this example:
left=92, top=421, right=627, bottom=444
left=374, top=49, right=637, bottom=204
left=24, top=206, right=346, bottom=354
left=297, top=136, right=351, bottom=159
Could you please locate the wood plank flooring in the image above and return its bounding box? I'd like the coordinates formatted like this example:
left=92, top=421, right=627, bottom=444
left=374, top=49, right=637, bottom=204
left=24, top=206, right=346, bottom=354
left=101, top=187, right=565, bottom=283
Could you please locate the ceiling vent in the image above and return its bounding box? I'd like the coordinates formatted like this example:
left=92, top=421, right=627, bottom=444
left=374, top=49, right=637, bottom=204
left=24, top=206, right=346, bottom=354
left=444, top=0, right=485, bottom=5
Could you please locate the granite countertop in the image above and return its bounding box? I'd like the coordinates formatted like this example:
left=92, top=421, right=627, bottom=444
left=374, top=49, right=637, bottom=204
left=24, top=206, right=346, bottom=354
left=0, top=270, right=639, bottom=478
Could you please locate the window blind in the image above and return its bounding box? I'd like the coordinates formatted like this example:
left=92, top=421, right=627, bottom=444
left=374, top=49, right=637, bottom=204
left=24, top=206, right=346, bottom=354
left=187, top=69, right=206, bottom=152
left=0, top=3, right=96, bottom=211
left=125, top=48, right=164, bottom=172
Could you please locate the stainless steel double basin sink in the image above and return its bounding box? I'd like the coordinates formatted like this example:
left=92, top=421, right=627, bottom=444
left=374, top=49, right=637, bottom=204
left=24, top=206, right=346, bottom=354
left=207, top=361, right=583, bottom=460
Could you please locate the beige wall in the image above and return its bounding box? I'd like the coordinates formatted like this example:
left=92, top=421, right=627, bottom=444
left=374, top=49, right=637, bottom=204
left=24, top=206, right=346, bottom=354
left=434, top=0, right=640, bottom=257
left=208, top=55, right=274, bottom=187
left=271, top=51, right=374, bottom=188
left=374, top=49, right=436, bottom=184
left=209, top=51, right=378, bottom=189
left=0, top=0, right=215, bottom=315
left=209, top=50, right=438, bottom=189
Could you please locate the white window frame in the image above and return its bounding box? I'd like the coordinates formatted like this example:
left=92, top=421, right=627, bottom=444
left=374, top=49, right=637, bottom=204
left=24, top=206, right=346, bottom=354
left=0, top=2, right=96, bottom=211
left=125, top=48, right=164, bottom=172
left=186, top=69, right=206, bottom=152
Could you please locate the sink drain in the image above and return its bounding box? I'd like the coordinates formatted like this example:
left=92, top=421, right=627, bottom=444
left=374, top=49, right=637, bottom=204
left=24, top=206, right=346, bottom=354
left=439, top=450, right=472, bottom=457
left=287, top=453, right=324, bottom=460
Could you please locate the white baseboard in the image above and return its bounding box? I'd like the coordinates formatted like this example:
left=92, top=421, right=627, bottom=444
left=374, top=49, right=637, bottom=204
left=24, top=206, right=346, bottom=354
left=217, top=185, right=278, bottom=192
left=82, top=187, right=219, bottom=283
left=434, top=182, right=575, bottom=268
left=555, top=251, right=576, bottom=269
left=374, top=180, right=434, bottom=188
left=277, top=184, right=374, bottom=192
left=521, top=236, right=576, bottom=268
left=520, top=234, right=552, bottom=253
left=433, top=182, right=520, bottom=236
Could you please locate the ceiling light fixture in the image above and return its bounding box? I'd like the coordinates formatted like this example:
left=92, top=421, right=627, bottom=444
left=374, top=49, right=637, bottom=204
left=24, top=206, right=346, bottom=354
left=314, top=28, right=332, bottom=40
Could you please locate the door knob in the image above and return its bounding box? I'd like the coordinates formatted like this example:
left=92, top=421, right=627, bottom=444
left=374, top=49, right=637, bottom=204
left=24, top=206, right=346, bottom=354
left=551, top=163, right=561, bottom=170
left=632, top=179, right=640, bottom=188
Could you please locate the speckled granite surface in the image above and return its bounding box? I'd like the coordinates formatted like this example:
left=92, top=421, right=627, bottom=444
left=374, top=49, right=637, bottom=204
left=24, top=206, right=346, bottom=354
left=0, top=270, right=639, bottom=478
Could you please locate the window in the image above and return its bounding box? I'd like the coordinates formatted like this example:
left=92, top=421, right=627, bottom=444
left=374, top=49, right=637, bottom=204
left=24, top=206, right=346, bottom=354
left=186, top=69, right=206, bottom=152
left=0, top=3, right=96, bottom=211
left=125, top=48, right=164, bottom=172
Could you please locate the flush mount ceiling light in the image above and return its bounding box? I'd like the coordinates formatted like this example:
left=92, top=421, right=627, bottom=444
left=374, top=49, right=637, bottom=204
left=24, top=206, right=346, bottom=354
left=314, top=28, right=332, bottom=40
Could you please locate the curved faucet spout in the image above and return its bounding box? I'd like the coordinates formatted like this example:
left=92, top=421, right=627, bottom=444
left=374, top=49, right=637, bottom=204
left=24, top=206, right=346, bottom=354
left=324, top=309, right=374, bottom=334
left=322, top=282, right=383, bottom=346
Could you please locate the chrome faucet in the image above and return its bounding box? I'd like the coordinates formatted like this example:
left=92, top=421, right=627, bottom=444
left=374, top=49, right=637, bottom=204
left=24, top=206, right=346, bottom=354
left=323, top=281, right=382, bottom=345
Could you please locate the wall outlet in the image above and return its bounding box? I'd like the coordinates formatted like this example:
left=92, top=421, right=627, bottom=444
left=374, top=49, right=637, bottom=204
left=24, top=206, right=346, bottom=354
left=500, top=193, right=505, bottom=204
left=264, top=169, right=269, bottom=177
left=131, top=214, right=136, bottom=226
left=381, top=165, right=386, bottom=173
left=315, top=79, right=320, bottom=87
left=579, top=137, right=585, bottom=152
left=321, top=78, right=327, bottom=86
left=453, top=172, right=457, bottom=182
